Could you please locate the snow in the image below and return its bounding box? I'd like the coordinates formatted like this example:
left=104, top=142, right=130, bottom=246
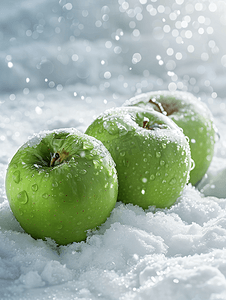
left=1, top=0, right=226, bottom=299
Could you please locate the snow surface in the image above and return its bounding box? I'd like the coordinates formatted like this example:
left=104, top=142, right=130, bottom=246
left=1, top=0, right=226, bottom=299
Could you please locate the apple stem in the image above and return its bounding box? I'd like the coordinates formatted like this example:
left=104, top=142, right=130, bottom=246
left=50, top=152, right=60, bottom=167
left=149, top=98, right=167, bottom=115
left=143, top=121, right=167, bottom=130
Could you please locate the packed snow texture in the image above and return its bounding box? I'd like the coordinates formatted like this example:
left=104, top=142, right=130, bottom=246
left=1, top=0, right=226, bottom=299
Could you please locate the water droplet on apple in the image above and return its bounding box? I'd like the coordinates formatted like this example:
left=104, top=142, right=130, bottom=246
left=156, top=151, right=161, bottom=158
left=120, top=151, right=126, bottom=156
left=169, top=178, right=176, bottom=185
left=103, top=121, right=119, bottom=135
left=57, top=224, right=63, bottom=229
left=141, top=189, right=145, bottom=194
left=80, top=151, right=86, bottom=158
left=206, top=155, right=212, bottom=162
left=93, top=160, right=100, bottom=169
left=80, top=169, right=87, bottom=175
left=31, top=184, right=38, bottom=192
left=191, top=138, right=196, bottom=144
left=162, top=143, right=167, bottom=149
left=160, top=160, right=165, bottom=166
left=19, top=210, right=24, bottom=216
left=77, top=221, right=82, bottom=226
left=83, top=140, right=94, bottom=150
left=190, top=159, right=195, bottom=171
left=142, top=178, right=147, bottom=183
left=13, top=170, right=20, bottom=183
left=150, top=174, right=155, bottom=181
left=67, top=173, right=73, bottom=179
left=52, top=182, right=59, bottom=187
left=17, top=190, right=28, bottom=204
left=104, top=120, right=128, bottom=136
left=42, top=193, right=49, bottom=199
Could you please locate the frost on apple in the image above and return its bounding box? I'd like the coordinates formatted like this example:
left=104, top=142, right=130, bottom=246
left=123, top=90, right=217, bottom=185
left=5, top=128, right=118, bottom=245
left=85, top=106, right=192, bottom=209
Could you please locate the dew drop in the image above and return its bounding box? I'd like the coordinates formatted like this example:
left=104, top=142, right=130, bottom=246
left=190, top=158, right=195, bottom=171
left=160, top=160, right=165, bottom=166
left=141, top=189, right=145, bottom=194
left=17, top=190, right=28, bottom=204
left=93, top=160, right=100, bottom=169
left=83, top=140, right=94, bottom=150
left=57, top=224, right=63, bottom=230
left=150, top=174, right=155, bottom=180
left=80, top=169, right=87, bottom=175
left=45, top=172, right=50, bottom=178
left=103, top=121, right=119, bottom=135
left=77, top=221, right=82, bottom=225
left=120, top=151, right=126, bottom=157
left=142, top=178, right=148, bottom=183
left=156, top=151, right=161, bottom=158
left=206, top=155, right=212, bottom=162
left=31, top=184, right=38, bottom=192
left=169, top=178, right=177, bottom=185
left=42, top=193, right=49, bottom=199
left=13, top=170, right=20, bottom=183
left=80, top=151, right=86, bottom=158
left=103, top=120, right=128, bottom=136
left=162, top=143, right=167, bottom=149
left=19, top=210, right=24, bottom=216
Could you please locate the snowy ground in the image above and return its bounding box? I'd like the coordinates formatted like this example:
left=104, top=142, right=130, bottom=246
left=1, top=0, right=226, bottom=299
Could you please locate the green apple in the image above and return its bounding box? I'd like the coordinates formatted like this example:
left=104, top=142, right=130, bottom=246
left=85, top=106, right=191, bottom=209
left=5, top=128, right=118, bottom=245
left=123, top=90, right=216, bottom=185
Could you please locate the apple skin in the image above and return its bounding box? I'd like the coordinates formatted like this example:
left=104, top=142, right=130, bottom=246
left=5, top=128, right=118, bottom=245
left=85, top=106, right=191, bottom=209
left=123, top=90, right=216, bottom=185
